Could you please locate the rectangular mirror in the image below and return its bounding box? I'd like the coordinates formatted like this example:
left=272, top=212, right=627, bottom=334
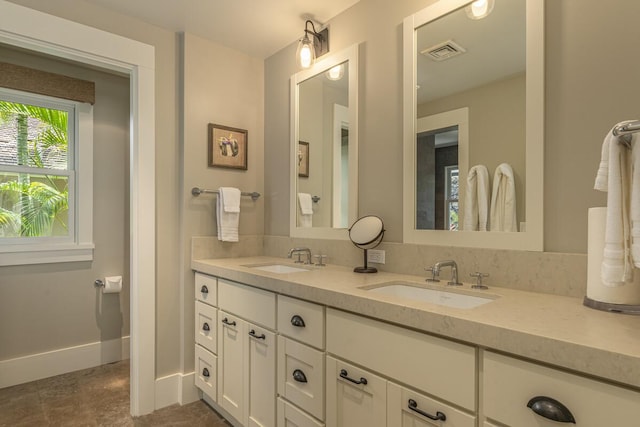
left=290, top=44, right=359, bottom=239
left=402, top=0, right=544, bottom=250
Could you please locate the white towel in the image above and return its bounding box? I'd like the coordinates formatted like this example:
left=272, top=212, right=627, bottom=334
left=297, top=193, right=313, bottom=228
left=631, top=133, right=640, bottom=268
left=489, top=163, right=517, bottom=232
left=463, top=165, right=490, bottom=231
left=216, top=187, right=240, bottom=242
left=595, top=129, right=633, bottom=285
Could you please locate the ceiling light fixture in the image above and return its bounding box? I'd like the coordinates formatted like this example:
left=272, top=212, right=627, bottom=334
left=465, top=0, right=495, bottom=20
left=296, top=20, right=329, bottom=69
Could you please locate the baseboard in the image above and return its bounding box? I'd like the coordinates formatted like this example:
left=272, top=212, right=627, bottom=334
left=0, top=336, right=130, bottom=389
left=154, top=371, right=200, bottom=409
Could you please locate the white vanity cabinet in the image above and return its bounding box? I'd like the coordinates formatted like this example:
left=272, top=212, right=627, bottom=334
left=216, top=279, right=277, bottom=427
left=326, top=308, right=477, bottom=427
left=483, top=351, right=640, bottom=427
left=194, top=273, right=218, bottom=401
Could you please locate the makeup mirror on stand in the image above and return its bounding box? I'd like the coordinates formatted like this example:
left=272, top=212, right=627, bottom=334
left=349, top=215, right=385, bottom=273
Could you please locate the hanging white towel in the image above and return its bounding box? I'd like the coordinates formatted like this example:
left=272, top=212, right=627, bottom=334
left=298, top=193, right=313, bottom=228
left=489, top=163, right=517, bottom=232
left=463, top=165, right=490, bottom=231
left=631, top=133, right=640, bottom=268
left=595, top=128, right=633, bottom=285
left=216, top=187, right=241, bottom=242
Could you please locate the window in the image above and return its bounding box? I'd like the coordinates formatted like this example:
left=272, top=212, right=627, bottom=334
left=444, top=165, right=459, bottom=231
left=0, top=87, right=93, bottom=265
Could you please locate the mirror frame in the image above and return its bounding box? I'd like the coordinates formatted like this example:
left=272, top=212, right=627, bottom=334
left=402, top=0, right=544, bottom=250
left=290, top=44, right=359, bottom=239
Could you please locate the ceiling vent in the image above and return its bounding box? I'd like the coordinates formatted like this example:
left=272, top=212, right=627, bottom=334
left=421, top=40, right=466, bottom=61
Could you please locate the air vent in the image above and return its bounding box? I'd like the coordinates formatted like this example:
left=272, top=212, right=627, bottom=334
left=421, top=40, right=466, bottom=61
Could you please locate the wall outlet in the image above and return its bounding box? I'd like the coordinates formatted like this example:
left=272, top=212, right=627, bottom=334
left=367, top=249, right=385, bottom=264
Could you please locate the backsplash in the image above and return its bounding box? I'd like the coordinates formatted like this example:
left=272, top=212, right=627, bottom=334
left=192, top=235, right=587, bottom=298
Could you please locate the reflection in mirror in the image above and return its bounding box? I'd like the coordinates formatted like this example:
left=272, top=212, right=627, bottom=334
left=403, top=0, right=544, bottom=250
left=290, top=44, right=359, bottom=240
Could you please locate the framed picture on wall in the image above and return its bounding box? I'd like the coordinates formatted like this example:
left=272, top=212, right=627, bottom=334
left=298, top=141, right=309, bottom=177
left=208, top=123, right=248, bottom=170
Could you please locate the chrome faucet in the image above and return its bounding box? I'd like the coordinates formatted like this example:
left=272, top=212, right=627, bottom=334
left=433, top=260, right=463, bottom=286
left=287, top=247, right=312, bottom=264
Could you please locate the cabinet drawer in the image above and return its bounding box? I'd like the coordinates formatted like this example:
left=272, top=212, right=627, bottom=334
left=194, top=345, right=217, bottom=401
left=195, top=273, right=217, bottom=306
left=387, top=381, right=475, bottom=427
left=326, top=308, right=476, bottom=410
left=195, top=301, right=217, bottom=353
left=483, top=351, right=640, bottom=427
left=278, top=397, right=324, bottom=427
left=278, top=295, right=325, bottom=349
left=326, top=356, right=387, bottom=427
left=218, top=279, right=276, bottom=329
left=278, top=336, right=325, bottom=421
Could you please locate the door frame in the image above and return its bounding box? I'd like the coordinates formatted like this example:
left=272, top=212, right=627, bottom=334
left=0, top=1, right=157, bottom=415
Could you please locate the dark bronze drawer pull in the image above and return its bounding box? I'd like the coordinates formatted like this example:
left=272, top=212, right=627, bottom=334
left=202, top=368, right=210, bottom=378
left=249, top=329, right=266, bottom=340
left=293, top=369, right=308, bottom=383
left=407, top=399, right=446, bottom=421
left=527, top=396, right=576, bottom=423
left=291, top=315, right=306, bottom=327
left=339, top=369, right=368, bottom=385
left=202, top=322, right=210, bottom=331
left=221, top=317, right=236, bottom=326
left=200, top=285, right=208, bottom=294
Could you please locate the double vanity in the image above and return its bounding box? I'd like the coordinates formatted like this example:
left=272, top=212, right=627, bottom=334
left=192, top=256, right=640, bottom=427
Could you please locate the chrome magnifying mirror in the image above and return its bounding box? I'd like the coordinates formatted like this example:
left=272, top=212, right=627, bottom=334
left=349, top=215, right=385, bottom=273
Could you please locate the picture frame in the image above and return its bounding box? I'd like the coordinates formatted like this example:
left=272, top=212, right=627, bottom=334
left=298, top=141, right=309, bottom=178
left=208, top=123, right=248, bottom=170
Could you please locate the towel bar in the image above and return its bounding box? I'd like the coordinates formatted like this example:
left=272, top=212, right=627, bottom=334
left=612, top=119, right=640, bottom=148
left=191, top=187, right=260, bottom=201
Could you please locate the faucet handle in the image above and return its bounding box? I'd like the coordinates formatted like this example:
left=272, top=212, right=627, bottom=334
left=314, top=255, right=327, bottom=267
left=470, top=272, right=489, bottom=289
left=424, top=267, right=440, bottom=282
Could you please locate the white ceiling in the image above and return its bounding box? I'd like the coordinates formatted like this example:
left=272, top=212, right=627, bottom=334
left=81, top=0, right=360, bottom=59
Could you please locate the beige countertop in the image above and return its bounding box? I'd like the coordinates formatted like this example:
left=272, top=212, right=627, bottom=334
left=192, top=256, right=640, bottom=390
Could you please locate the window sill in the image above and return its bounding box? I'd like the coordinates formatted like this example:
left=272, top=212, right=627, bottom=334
left=0, top=243, right=94, bottom=266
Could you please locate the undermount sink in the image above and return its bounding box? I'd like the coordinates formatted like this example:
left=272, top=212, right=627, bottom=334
left=243, top=263, right=311, bottom=274
left=364, top=282, right=497, bottom=309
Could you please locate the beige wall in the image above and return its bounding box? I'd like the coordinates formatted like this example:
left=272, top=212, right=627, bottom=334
left=265, top=0, right=640, bottom=254
left=0, top=46, right=130, bottom=360
left=180, top=32, right=265, bottom=371
left=418, top=73, right=526, bottom=226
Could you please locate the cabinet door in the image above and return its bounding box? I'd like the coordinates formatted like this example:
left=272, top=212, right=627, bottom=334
left=247, top=323, right=276, bottom=427
left=325, top=356, right=386, bottom=427
left=217, top=310, right=246, bottom=423
left=387, top=382, right=476, bottom=427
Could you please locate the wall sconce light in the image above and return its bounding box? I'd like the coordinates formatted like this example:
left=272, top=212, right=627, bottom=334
left=325, top=64, right=344, bottom=81
left=465, top=0, right=494, bottom=20
left=296, top=20, right=329, bottom=69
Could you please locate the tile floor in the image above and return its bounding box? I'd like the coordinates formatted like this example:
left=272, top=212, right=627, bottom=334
left=0, top=360, right=231, bottom=426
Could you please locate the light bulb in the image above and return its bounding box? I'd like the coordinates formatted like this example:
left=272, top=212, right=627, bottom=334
left=325, top=64, right=344, bottom=81
left=465, top=0, right=494, bottom=20
left=296, top=35, right=315, bottom=69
